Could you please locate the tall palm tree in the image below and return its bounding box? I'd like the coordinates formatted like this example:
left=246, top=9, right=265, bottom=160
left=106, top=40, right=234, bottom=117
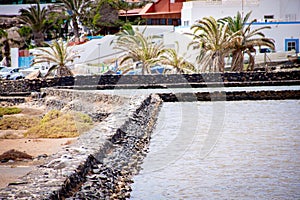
left=160, top=42, right=195, bottom=74
left=32, top=39, right=79, bottom=77
left=189, top=16, right=236, bottom=72
left=220, top=11, right=275, bottom=71
left=113, top=28, right=164, bottom=75
left=0, top=29, right=10, bottom=66
left=0, top=28, right=21, bottom=67
left=18, top=2, right=49, bottom=47
left=59, top=0, right=91, bottom=42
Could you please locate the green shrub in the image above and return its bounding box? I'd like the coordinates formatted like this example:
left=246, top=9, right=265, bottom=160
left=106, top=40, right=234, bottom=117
left=0, top=107, right=22, bottom=116
left=40, top=110, right=62, bottom=123
left=25, top=110, right=93, bottom=138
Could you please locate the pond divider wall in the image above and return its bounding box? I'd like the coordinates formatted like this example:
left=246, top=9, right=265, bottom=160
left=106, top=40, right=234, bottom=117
left=158, top=90, right=300, bottom=102
left=1, top=71, right=300, bottom=95
left=0, top=90, right=162, bottom=199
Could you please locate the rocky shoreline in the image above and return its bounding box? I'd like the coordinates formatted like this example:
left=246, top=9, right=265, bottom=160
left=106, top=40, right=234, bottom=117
left=0, top=90, right=162, bottom=199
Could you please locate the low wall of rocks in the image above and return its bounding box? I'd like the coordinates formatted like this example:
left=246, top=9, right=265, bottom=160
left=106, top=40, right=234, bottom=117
left=1, top=71, right=300, bottom=95
left=38, top=88, right=127, bottom=121
left=0, top=91, right=162, bottom=199
left=158, top=90, right=300, bottom=102
left=0, top=96, right=26, bottom=106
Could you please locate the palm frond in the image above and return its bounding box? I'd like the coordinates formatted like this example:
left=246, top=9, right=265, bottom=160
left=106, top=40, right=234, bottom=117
left=32, top=39, right=78, bottom=77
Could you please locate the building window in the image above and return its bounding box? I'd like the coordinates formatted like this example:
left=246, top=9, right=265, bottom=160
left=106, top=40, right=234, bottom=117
left=285, top=39, right=299, bottom=53
left=183, top=21, right=189, bottom=26
left=285, top=14, right=296, bottom=21
left=287, top=41, right=296, bottom=51
left=264, top=15, right=274, bottom=19
left=147, top=19, right=152, bottom=25
left=153, top=19, right=159, bottom=25
left=161, top=19, right=166, bottom=25
left=264, top=15, right=274, bottom=22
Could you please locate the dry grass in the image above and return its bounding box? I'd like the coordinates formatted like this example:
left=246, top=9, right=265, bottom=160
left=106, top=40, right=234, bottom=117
left=24, top=110, right=93, bottom=138
left=0, top=109, right=94, bottom=139
left=0, top=116, right=40, bottom=130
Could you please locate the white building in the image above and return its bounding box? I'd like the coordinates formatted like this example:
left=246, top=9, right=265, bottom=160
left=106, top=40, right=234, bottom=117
left=181, top=0, right=300, bottom=53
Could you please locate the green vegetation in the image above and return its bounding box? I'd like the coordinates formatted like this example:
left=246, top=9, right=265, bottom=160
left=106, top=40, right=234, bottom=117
left=32, top=38, right=79, bottom=76
left=160, top=42, right=196, bottom=74
left=189, top=16, right=238, bottom=72
left=18, top=26, right=32, bottom=49
left=58, top=0, right=92, bottom=41
left=113, top=12, right=275, bottom=74
left=0, top=109, right=93, bottom=138
left=25, top=110, right=93, bottom=138
left=112, top=25, right=165, bottom=75
left=0, top=28, right=20, bottom=67
left=0, top=107, right=22, bottom=117
left=0, top=116, right=39, bottom=130
left=18, top=2, right=49, bottom=47
left=188, top=11, right=275, bottom=72
left=219, top=11, right=275, bottom=71
left=3, top=2, right=275, bottom=74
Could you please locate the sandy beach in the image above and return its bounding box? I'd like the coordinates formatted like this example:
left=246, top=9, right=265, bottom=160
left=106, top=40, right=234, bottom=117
left=0, top=104, right=78, bottom=189
left=0, top=137, right=77, bottom=188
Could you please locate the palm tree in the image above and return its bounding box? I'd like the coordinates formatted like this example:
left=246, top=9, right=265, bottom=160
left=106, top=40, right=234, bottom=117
left=0, top=28, right=21, bottom=67
left=160, top=42, right=195, bottom=74
left=220, top=11, right=275, bottom=71
left=18, top=2, right=49, bottom=47
left=18, top=25, right=32, bottom=49
left=113, top=27, right=164, bottom=75
left=0, top=29, right=10, bottom=66
left=59, top=0, right=91, bottom=42
left=91, top=0, right=121, bottom=35
left=32, top=39, right=79, bottom=77
left=189, top=16, right=236, bottom=72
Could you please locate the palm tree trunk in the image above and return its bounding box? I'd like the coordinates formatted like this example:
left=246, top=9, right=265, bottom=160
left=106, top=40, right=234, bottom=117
left=57, top=65, right=73, bottom=77
left=213, top=51, right=225, bottom=72
left=72, top=16, right=80, bottom=42
left=2, top=40, right=11, bottom=67
left=141, top=63, right=146, bottom=75
left=245, top=50, right=255, bottom=71
left=33, top=31, right=44, bottom=47
left=231, top=50, right=244, bottom=71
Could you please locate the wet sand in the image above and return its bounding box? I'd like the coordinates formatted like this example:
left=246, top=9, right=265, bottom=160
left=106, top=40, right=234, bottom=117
left=0, top=137, right=77, bottom=188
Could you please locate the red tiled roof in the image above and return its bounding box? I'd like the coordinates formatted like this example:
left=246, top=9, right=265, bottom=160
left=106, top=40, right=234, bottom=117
left=141, top=11, right=181, bottom=16
left=119, top=8, right=142, bottom=16
left=119, top=1, right=184, bottom=17
left=139, top=3, right=154, bottom=15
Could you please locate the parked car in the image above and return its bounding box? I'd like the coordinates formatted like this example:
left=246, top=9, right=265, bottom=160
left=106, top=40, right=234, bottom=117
left=0, top=64, right=6, bottom=71
left=0, top=67, right=25, bottom=80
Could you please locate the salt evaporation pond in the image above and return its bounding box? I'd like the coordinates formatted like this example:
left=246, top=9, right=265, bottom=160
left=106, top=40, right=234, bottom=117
left=130, top=100, right=300, bottom=199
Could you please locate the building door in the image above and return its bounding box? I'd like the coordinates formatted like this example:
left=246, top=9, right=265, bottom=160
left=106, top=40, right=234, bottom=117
left=285, top=39, right=299, bottom=53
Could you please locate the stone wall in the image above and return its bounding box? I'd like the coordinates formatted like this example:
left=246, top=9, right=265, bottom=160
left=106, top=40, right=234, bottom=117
left=1, top=71, right=300, bottom=95
left=0, top=91, right=162, bottom=199
left=159, top=90, right=300, bottom=102
left=38, top=88, right=126, bottom=121
left=0, top=77, right=74, bottom=96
